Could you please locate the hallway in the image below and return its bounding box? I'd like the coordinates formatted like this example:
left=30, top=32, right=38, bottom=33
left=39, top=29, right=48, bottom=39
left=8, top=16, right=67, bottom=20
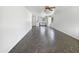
left=9, top=26, right=79, bottom=53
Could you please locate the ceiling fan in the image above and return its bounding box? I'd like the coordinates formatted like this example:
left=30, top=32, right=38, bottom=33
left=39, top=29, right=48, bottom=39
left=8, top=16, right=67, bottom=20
left=44, top=6, right=56, bottom=11
left=41, top=6, right=56, bottom=17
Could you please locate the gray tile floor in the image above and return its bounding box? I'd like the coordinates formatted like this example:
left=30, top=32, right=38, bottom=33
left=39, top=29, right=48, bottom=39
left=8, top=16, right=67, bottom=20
left=9, top=26, right=79, bottom=53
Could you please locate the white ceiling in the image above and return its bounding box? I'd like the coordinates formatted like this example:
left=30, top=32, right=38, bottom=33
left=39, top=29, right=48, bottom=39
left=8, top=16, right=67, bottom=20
left=25, top=6, right=44, bottom=16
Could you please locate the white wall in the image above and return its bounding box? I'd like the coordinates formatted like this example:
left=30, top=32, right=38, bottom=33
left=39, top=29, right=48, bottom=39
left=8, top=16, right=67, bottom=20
left=32, top=15, right=42, bottom=26
left=32, top=15, right=37, bottom=26
left=52, top=6, right=79, bottom=40
left=0, top=6, right=32, bottom=53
